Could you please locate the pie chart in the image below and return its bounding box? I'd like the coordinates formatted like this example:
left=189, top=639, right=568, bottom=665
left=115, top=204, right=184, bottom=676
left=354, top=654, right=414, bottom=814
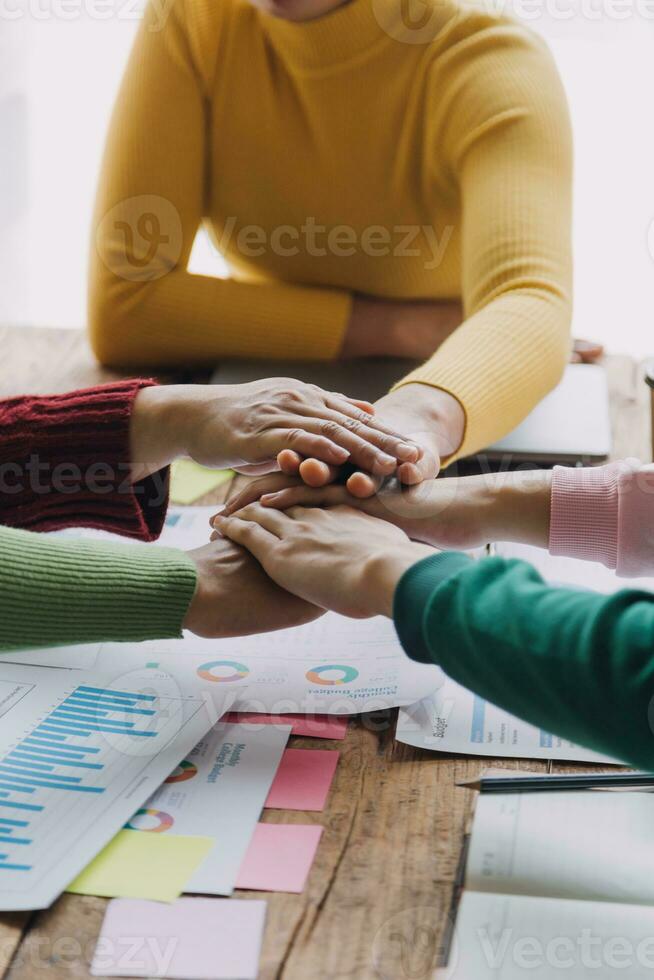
left=126, top=808, right=174, bottom=832
left=305, top=664, right=359, bottom=686
left=165, top=760, right=198, bottom=784
left=197, top=660, right=250, bottom=683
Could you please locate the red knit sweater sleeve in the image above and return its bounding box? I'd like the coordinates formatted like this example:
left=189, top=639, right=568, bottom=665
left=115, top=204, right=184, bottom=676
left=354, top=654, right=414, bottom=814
left=0, top=380, right=169, bottom=540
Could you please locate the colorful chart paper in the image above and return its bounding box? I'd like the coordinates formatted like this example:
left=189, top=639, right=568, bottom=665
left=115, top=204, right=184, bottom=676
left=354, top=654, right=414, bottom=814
left=0, top=662, right=236, bottom=912
left=265, top=749, right=339, bottom=811
left=66, top=830, right=213, bottom=902
left=236, top=823, right=323, bottom=893
left=91, top=897, right=266, bottom=979
left=128, top=722, right=291, bottom=895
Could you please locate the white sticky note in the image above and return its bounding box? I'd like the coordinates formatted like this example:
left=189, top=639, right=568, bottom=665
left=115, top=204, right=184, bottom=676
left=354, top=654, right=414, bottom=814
left=91, top=897, right=266, bottom=979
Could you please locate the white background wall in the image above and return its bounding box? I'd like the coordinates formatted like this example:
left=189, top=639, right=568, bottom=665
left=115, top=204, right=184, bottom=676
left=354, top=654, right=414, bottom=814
left=2, top=5, right=653, bottom=356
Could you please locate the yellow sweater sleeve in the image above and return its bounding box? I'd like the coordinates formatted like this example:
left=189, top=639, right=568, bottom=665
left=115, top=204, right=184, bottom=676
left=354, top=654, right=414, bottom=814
left=88, top=0, right=350, bottom=368
left=394, top=23, right=573, bottom=460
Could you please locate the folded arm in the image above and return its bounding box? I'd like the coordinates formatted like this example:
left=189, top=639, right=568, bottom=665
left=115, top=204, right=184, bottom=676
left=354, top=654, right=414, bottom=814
left=393, top=29, right=573, bottom=461
left=88, top=0, right=350, bottom=368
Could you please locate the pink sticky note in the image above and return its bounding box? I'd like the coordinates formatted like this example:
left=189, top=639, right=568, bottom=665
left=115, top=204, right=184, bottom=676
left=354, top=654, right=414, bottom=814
left=236, top=823, right=323, bottom=893
left=91, top=897, right=266, bottom=979
left=224, top=712, right=348, bottom=740
left=264, top=748, right=338, bottom=811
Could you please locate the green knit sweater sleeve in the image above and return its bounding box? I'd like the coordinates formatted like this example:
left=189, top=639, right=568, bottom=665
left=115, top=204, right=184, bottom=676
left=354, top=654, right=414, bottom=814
left=393, top=552, right=654, bottom=770
left=0, top=524, right=197, bottom=651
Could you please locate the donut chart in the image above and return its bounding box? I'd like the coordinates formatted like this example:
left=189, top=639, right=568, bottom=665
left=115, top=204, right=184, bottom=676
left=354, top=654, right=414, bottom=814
left=165, top=760, right=198, bottom=784
left=197, top=660, right=249, bottom=683
left=306, top=664, right=359, bottom=686
left=126, top=808, right=174, bottom=832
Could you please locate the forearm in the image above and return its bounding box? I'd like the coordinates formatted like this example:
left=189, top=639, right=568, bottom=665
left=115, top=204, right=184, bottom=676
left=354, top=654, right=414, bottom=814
left=0, top=524, right=196, bottom=652
left=393, top=289, right=570, bottom=461
left=374, top=383, right=466, bottom=463
left=412, top=35, right=572, bottom=462
left=394, top=552, right=654, bottom=769
left=475, top=459, right=654, bottom=574
left=341, top=296, right=461, bottom=360
left=0, top=381, right=169, bottom=540
left=453, top=470, right=553, bottom=548
left=89, top=268, right=350, bottom=369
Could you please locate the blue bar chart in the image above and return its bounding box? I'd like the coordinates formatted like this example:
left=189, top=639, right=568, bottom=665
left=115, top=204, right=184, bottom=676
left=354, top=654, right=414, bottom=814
left=0, top=665, right=221, bottom=910
left=0, top=685, right=159, bottom=874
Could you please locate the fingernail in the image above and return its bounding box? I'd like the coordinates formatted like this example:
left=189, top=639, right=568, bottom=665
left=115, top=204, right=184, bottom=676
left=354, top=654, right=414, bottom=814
left=260, top=494, right=276, bottom=503
left=397, top=442, right=419, bottom=461
left=334, top=447, right=350, bottom=460
left=380, top=453, right=397, bottom=466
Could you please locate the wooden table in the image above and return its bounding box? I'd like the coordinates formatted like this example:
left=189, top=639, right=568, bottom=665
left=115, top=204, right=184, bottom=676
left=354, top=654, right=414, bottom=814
left=0, top=325, right=650, bottom=980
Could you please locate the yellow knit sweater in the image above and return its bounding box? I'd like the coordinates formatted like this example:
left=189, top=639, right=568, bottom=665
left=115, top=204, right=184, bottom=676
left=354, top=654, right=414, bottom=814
left=89, top=0, right=572, bottom=458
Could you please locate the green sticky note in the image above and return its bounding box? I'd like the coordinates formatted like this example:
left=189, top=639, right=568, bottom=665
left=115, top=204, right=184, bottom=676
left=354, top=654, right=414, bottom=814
left=66, top=830, right=213, bottom=903
left=170, top=459, right=233, bottom=504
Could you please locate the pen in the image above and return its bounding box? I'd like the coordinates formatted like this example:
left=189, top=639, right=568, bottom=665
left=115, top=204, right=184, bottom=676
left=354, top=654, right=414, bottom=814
left=458, top=772, right=654, bottom=794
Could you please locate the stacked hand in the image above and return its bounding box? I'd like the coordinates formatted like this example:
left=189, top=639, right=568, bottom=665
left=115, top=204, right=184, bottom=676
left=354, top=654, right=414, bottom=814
left=212, top=468, right=553, bottom=620
left=130, top=377, right=465, bottom=500
left=129, top=375, right=467, bottom=635
left=129, top=379, right=423, bottom=484
left=221, top=472, right=486, bottom=551
left=182, top=536, right=323, bottom=637
left=213, top=503, right=433, bottom=619
left=275, top=385, right=464, bottom=497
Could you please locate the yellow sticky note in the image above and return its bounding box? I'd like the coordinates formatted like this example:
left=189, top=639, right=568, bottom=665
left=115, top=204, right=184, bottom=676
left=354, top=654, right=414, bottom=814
left=66, top=830, right=213, bottom=903
left=170, top=459, right=233, bottom=505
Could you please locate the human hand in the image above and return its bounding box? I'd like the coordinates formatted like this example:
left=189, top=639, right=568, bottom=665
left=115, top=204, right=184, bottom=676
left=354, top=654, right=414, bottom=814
left=129, top=380, right=420, bottom=483
left=276, top=383, right=465, bottom=498
left=213, top=503, right=433, bottom=619
left=218, top=474, right=482, bottom=549
left=183, top=536, right=322, bottom=638
left=341, top=296, right=463, bottom=360
left=219, top=468, right=553, bottom=551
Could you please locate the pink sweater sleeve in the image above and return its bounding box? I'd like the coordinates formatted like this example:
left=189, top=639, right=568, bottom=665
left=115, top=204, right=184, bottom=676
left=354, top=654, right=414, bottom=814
left=549, top=459, right=654, bottom=577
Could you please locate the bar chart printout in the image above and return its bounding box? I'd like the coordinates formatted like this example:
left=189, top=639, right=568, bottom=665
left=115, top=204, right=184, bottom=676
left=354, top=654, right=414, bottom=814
left=0, top=665, right=224, bottom=910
